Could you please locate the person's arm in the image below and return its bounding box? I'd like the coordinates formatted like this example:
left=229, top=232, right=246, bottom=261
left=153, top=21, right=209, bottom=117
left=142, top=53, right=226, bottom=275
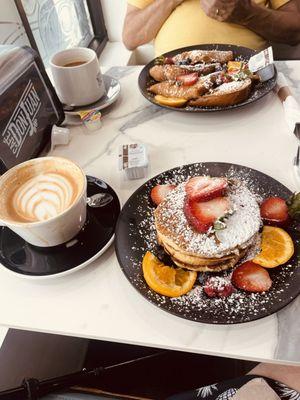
left=122, top=0, right=185, bottom=50
left=241, top=0, right=300, bottom=46
left=200, top=0, right=300, bottom=46
left=248, top=363, right=300, bottom=392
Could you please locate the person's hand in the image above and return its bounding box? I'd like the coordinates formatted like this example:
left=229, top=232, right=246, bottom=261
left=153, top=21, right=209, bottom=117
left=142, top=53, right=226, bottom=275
left=200, top=0, right=252, bottom=24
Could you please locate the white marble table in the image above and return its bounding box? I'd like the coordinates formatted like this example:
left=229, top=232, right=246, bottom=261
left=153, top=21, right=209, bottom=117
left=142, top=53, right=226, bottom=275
left=0, top=62, right=299, bottom=365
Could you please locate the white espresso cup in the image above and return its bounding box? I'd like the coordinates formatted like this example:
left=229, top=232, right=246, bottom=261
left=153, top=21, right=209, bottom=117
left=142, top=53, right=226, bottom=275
left=0, top=157, right=87, bottom=247
left=50, top=47, right=106, bottom=106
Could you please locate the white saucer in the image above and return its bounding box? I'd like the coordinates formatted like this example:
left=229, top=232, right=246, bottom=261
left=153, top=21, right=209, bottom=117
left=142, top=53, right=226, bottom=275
left=63, top=75, right=121, bottom=115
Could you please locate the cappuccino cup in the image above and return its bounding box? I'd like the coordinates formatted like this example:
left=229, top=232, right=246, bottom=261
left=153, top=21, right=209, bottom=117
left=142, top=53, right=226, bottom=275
left=50, top=47, right=106, bottom=107
left=0, top=157, right=87, bottom=247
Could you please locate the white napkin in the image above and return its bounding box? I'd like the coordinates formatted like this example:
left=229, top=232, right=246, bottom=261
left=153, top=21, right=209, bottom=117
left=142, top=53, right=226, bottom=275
left=276, top=295, right=300, bottom=361
left=276, top=72, right=300, bottom=133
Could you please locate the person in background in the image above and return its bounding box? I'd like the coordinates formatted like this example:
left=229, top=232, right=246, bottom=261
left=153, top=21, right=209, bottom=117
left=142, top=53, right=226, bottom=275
left=167, top=363, right=300, bottom=399
left=122, top=0, right=300, bottom=56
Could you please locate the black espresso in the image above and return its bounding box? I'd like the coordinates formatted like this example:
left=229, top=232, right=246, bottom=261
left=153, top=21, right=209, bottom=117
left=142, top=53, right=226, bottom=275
left=63, top=60, right=87, bottom=67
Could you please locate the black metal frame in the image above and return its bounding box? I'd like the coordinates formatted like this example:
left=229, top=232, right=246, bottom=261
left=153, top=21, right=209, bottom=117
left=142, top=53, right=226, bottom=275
left=14, top=0, right=108, bottom=60
left=0, top=352, right=164, bottom=399
left=86, top=0, right=108, bottom=56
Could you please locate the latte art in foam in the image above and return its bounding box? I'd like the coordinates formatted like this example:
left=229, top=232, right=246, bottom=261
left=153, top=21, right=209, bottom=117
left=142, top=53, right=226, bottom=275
left=13, top=172, right=77, bottom=222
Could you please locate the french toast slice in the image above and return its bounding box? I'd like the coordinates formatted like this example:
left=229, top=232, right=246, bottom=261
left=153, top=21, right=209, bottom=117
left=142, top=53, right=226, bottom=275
left=189, top=78, right=252, bottom=107
left=148, top=80, right=208, bottom=100
left=173, top=50, right=233, bottom=65
left=149, top=65, right=189, bottom=81
left=149, top=63, right=218, bottom=81
left=148, top=72, right=224, bottom=100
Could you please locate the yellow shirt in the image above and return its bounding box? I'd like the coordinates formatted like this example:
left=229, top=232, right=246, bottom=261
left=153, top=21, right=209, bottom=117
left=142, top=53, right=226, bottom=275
left=127, top=0, right=290, bottom=55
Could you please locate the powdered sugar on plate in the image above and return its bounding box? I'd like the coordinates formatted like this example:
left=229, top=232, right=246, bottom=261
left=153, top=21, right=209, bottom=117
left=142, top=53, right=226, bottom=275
left=170, top=260, right=295, bottom=323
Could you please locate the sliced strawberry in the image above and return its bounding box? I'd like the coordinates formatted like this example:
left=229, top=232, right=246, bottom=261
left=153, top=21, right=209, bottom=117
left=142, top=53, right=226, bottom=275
left=185, top=176, right=228, bottom=202
left=150, top=184, right=176, bottom=206
left=185, top=176, right=210, bottom=200
left=232, top=261, right=272, bottom=293
left=221, top=74, right=232, bottom=83
left=184, top=196, right=230, bottom=233
left=204, top=276, right=235, bottom=298
left=164, top=56, right=174, bottom=65
left=176, top=72, right=199, bottom=86
left=260, top=197, right=289, bottom=226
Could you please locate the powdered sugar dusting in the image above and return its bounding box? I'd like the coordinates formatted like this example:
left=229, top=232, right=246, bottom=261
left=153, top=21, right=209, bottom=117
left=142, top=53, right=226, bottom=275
left=170, top=261, right=295, bottom=323
left=155, top=180, right=261, bottom=258
left=214, top=79, right=251, bottom=94
left=172, top=50, right=233, bottom=64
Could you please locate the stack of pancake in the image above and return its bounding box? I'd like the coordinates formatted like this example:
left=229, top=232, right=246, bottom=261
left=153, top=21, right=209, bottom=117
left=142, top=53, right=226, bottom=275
left=154, top=179, right=261, bottom=272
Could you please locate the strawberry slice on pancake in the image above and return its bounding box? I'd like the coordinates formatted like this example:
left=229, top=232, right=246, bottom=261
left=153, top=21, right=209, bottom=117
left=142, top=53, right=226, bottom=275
left=184, top=196, right=230, bottom=233
left=185, top=176, right=228, bottom=202
left=150, top=184, right=176, bottom=206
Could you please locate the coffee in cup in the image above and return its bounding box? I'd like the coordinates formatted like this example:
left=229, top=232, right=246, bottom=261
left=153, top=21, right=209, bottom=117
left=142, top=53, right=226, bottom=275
left=50, top=47, right=106, bottom=107
left=63, top=60, right=87, bottom=68
left=0, top=157, right=87, bottom=247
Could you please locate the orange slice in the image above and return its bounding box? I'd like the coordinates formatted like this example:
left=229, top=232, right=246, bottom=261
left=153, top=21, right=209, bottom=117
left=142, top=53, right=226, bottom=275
left=227, top=61, right=242, bottom=74
left=253, top=226, right=294, bottom=268
left=142, top=251, right=197, bottom=297
left=154, top=95, right=187, bottom=108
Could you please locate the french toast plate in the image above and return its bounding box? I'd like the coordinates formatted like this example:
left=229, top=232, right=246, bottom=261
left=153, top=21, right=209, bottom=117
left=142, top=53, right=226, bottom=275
left=115, top=163, right=300, bottom=324
left=138, top=44, right=277, bottom=112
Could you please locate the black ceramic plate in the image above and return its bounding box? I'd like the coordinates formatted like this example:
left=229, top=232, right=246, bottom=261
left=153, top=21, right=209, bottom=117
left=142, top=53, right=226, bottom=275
left=138, top=44, right=277, bottom=112
left=115, top=163, right=300, bottom=324
left=0, top=176, right=120, bottom=278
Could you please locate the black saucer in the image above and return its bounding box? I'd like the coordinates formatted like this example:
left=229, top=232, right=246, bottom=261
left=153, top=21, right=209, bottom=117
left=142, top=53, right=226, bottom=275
left=0, top=176, right=120, bottom=278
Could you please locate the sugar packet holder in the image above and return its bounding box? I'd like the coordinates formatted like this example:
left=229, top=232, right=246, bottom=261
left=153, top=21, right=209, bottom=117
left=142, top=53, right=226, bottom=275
left=248, top=47, right=274, bottom=82
left=118, top=144, right=148, bottom=180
